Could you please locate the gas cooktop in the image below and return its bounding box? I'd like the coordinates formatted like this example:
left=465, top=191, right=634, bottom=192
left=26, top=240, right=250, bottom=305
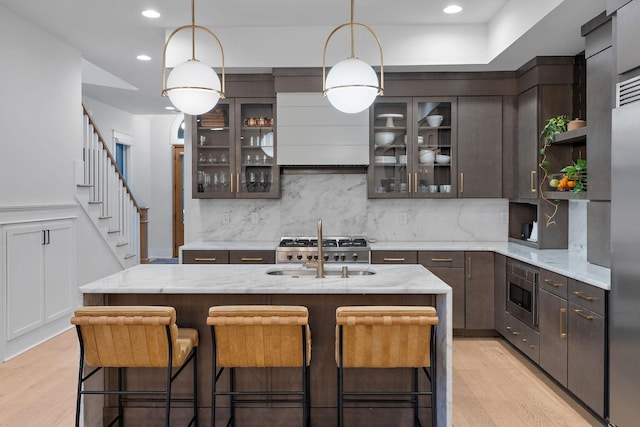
left=276, top=237, right=370, bottom=263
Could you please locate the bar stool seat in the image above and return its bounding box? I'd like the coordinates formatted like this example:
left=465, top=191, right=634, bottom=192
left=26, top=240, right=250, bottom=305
left=335, top=306, right=439, bottom=427
left=71, top=306, right=198, bottom=427
left=207, top=305, right=311, bottom=427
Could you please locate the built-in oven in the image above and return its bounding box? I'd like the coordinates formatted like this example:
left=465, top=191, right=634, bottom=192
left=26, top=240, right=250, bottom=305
left=506, top=260, right=539, bottom=330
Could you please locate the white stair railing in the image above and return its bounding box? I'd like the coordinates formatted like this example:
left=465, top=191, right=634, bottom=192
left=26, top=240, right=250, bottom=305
left=81, top=105, right=147, bottom=264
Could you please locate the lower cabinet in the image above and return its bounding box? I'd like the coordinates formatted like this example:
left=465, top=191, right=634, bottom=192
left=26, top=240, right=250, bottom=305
left=374, top=250, right=495, bottom=331
left=504, top=311, right=540, bottom=364
left=2, top=218, right=76, bottom=361
left=527, top=267, right=607, bottom=418
left=182, top=249, right=275, bottom=264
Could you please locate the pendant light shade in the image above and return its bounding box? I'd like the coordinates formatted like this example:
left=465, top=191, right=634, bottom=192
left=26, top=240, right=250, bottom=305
left=162, top=0, right=225, bottom=115
left=325, top=58, right=379, bottom=114
left=166, top=60, right=221, bottom=116
left=322, top=0, right=384, bottom=114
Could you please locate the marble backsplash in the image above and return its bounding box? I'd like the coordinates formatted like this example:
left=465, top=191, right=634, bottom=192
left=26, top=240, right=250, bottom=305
left=185, top=173, right=510, bottom=242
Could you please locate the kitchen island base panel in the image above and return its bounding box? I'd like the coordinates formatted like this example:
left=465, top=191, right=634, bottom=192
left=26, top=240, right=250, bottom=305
left=83, top=292, right=450, bottom=427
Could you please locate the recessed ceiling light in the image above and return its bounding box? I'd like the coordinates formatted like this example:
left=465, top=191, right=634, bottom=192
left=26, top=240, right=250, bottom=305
left=443, top=5, right=463, bottom=14
left=137, top=54, right=152, bottom=61
left=142, top=9, right=161, bottom=19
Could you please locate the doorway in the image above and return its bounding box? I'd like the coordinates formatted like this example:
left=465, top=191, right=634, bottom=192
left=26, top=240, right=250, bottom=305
left=172, top=145, right=184, bottom=258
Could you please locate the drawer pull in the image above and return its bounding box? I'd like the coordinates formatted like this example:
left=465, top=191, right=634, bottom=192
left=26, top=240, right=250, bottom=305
left=573, top=309, right=594, bottom=320
left=241, top=257, right=263, bottom=262
left=522, top=338, right=528, bottom=343
left=573, top=291, right=595, bottom=301
left=544, top=279, right=562, bottom=288
left=505, top=326, right=512, bottom=331
left=530, top=170, right=537, bottom=193
left=431, top=258, right=453, bottom=262
left=467, top=256, right=472, bottom=279
left=511, top=331, right=520, bottom=336
left=194, top=257, right=216, bottom=262
left=560, top=308, right=567, bottom=338
left=529, top=345, right=536, bottom=349
left=383, top=258, right=406, bottom=262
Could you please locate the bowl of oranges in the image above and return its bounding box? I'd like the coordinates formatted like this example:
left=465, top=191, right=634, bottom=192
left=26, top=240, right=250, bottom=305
left=548, top=173, right=575, bottom=191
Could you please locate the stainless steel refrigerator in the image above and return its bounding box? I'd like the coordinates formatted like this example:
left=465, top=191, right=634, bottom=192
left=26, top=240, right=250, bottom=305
left=610, top=75, right=640, bottom=426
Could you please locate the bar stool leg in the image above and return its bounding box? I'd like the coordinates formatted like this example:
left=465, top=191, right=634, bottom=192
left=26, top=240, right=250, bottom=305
left=118, top=367, right=124, bottom=426
left=337, top=325, right=344, bottom=427
left=230, top=367, right=236, bottom=427
left=413, top=368, right=419, bottom=427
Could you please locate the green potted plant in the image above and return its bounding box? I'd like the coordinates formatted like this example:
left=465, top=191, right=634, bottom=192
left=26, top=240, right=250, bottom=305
left=538, top=115, right=570, bottom=227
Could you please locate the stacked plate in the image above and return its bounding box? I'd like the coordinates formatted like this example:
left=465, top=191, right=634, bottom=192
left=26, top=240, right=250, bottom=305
left=374, top=156, right=396, bottom=164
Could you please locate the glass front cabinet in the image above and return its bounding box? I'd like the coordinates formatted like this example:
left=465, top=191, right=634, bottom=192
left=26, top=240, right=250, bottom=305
left=368, top=97, right=457, bottom=198
left=193, top=98, right=279, bottom=199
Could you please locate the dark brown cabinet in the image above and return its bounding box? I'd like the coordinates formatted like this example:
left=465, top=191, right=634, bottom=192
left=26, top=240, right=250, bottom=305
left=369, top=97, right=457, bottom=198
left=539, top=289, right=569, bottom=386
left=418, top=251, right=465, bottom=329
left=464, top=252, right=495, bottom=329
left=457, top=97, right=503, bottom=198
left=536, top=269, right=607, bottom=417
left=182, top=250, right=229, bottom=264
left=370, top=250, right=418, bottom=264
left=183, top=249, right=275, bottom=264
left=192, top=98, right=279, bottom=199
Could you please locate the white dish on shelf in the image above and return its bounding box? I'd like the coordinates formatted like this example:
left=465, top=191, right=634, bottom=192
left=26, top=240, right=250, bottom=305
left=374, top=155, right=396, bottom=164
left=403, top=135, right=425, bottom=145
left=375, top=131, right=396, bottom=145
left=377, top=113, right=404, bottom=127
left=260, top=132, right=274, bottom=157
left=435, top=154, right=451, bottom=164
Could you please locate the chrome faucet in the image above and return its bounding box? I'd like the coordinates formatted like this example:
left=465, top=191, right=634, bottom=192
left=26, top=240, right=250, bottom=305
left=304, top=219, right=325, bottom=278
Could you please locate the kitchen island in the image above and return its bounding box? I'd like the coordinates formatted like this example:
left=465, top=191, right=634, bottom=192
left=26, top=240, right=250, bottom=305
left=79, top=263, right=452, bottom=427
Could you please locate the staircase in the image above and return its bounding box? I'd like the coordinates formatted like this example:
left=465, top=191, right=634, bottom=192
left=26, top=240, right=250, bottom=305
left=75, top=105, right=148, bottom=269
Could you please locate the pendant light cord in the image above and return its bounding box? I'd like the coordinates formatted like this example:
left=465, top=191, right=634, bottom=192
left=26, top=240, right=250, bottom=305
left=350, top=0, right=355, bottom=58
left=191, top=0, right=196, bottom=60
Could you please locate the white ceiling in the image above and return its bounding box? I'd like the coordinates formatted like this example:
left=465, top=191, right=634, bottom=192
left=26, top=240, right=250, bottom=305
left=0, top=0, right=605, bottom=114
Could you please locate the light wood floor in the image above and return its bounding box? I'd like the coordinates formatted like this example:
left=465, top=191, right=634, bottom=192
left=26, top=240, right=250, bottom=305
left=0, top=330, right=604, bottom=426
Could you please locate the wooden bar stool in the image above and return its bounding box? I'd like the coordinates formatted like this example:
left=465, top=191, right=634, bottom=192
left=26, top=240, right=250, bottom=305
left=71, top=306, right=199, bottom=427
left=207, top=305, right=311, bottom=427
left=335, top=306, right=439, bottom=427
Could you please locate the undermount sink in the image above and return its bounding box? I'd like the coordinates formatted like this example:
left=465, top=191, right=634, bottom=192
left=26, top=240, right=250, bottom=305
left=266, top=268, right=376, bottom=277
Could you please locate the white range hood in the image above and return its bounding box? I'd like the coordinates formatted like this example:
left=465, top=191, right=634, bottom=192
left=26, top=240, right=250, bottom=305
left=276, top=93, right=370, bottom=166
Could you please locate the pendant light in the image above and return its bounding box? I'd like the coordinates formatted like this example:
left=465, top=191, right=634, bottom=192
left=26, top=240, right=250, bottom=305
left=322, top=0, right=384, bottom=114
left=161, top=0, right=225, bottom=115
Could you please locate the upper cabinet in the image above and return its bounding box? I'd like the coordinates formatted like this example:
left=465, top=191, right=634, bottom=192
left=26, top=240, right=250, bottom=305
left=192, top=98, right=279, bottom=199
left=457, top=97, right=503, bottom=198
left=368, top=97, right=458, bottom=198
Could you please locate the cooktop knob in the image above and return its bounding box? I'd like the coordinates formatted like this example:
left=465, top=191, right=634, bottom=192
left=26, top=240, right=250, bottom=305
left=307, top=255, right=313, bottom=261
left=334, top=254, right=340, bottom=261
left=340, top=254, right=346, bottom=261
left=297, top=254, right=303, bottom=260
left=352, top=253, right=358, bottom=261
left=323, top=254, right=329, bottom=261
left=287, top=254, right=293, bottom=260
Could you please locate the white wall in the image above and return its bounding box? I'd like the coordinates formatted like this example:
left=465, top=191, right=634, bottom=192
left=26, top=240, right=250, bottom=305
left=0, top=4, right=81, bottom=207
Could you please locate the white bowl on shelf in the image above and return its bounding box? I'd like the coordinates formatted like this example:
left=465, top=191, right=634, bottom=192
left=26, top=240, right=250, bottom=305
left=426, top=115, right=444, bottom=127
left=398, top=155, right=408, bottom=164
left=435, top=154, right=451, bottom=164
left=375, top=132, right=396, bottom=145
left=419, top=150, right=435, bottom=164
left=403, top=135, right=425, bottom=145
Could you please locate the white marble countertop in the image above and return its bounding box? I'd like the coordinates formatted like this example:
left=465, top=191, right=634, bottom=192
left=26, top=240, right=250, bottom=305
left=369, top=241, right=611, bottom=290
left=178, top=240, right=611, bottom=291
left=79, top=263, right=452, bottom=295
left=181, top=241, right=278, bottom=251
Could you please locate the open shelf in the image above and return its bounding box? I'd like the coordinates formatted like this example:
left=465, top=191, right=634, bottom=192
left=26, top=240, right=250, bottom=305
left=553, top=127, right=587, bottom=144
left=543, top=191, right=588, bottom=201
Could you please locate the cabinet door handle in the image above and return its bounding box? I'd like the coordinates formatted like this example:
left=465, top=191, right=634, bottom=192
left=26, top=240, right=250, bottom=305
left=573, top=291, right=595, bottom=301
left=383, top=258, right=406, bottom=262
left=241, top=257, right=263, bottom=262
left=408, top=173, right=412, bottom=193
left=560, top=308, right=567, bottom=338
left=47, top=230, right=50, bottom=244
left=230, top=173, right=234, bottom=193
left=194, top=257, right=216, bottom=262
left=431, top=258, right=453, bottom=262
left=544, top=278, right=562, bottom=288
left=460, top=172, right=464, bottom=193
left=573, top=309, right=594, bottom=320
left=42, top=230, right=46, bottom=245
left=237, top=173, right=240, bottom=193
left=414, top=173, right=418, bottom=194
left=530, top=170, right=537, bottom=193
left=467, top=256, right=472, bottom=279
